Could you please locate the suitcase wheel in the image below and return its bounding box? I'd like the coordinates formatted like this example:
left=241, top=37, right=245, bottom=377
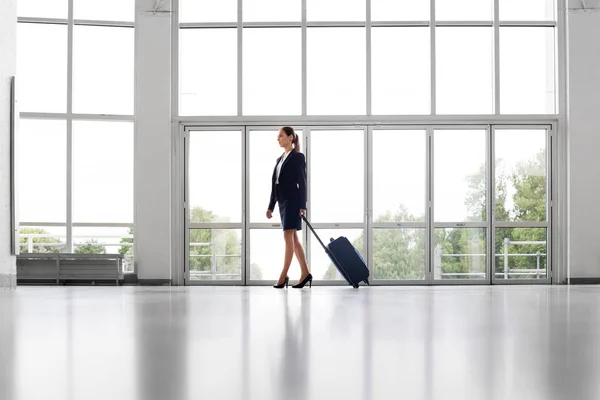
left=363, top=279, right=370, bottom=285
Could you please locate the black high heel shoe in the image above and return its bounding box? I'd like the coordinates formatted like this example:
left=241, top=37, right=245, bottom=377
left=292, top=274, right=313, bottom=289
left=273, top=276, right=289, bottom=289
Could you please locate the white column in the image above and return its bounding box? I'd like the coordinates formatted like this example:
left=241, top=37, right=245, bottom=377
left=134, top=0, right=173, bottom=283
left=0, top=0, right=17, bottom=289
left=567, top=5, right=600, bottom=280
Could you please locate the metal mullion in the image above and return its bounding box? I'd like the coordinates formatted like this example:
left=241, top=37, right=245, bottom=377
left=494, top=279, right=550, bottom=285
left=302, top=0, right=307, bottom=116
left=307, top=21, right=366, bottom=27
left=73, top=20, right=135, bottom=28
left=498, top=21, right=557, bottom=27
left=363, top=126, right=369, bottom=281
left=243, top=22, right=302, bottom=28
left=372, top=222, right=427, bottom=229
left=304, top=223, right=365, bottom=230
left=17, top=17, right=68, bottom=25
left=494, top=221, right=550, bottom=228
left=433, top=222, right=488, bottom=228
left=72, top=222, right=134, bottom=228
left=243, top=126, right=249, bottom=285
left=19, top=112, right=68, bottom=120
left=430, top=0, right=436, bottom=115
left=304, top=126, right=311, bottom=275
left=488, top=124, right=495, bottom=284
left=493, top=124, right=553, bottom=130
left=248, top=223, right=284, bottom=229
left=366, top=0, right=372, bottom=117
left=66, top=0, right=74, bottom=253
left=184, top=130, right=190, bottom=283
left=237, top=0, right=243, bottom=116
left=367, top=126, right=374, bottom=280
left=371, top=21, right=429, bottom=27
left=494, top=0, right=500, bottom=115
left=180, top=22, right=238, bottom=29
left=20, top=222, right=67, bottom=227
left=547, top=125, right=553, bottom=282
left=434, top=21, right=494, bottom=27
left=427, top=127, right=433, bottom=283
left=371, top=279, right=434, bottom=285
left=188, top=224, right=244, bottom=231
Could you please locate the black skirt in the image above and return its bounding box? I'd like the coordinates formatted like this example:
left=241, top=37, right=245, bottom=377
left=276, top=184, right=302, bottom=231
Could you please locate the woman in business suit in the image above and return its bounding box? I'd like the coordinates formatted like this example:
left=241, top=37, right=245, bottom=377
left=267, top=126, right=313, bottom=289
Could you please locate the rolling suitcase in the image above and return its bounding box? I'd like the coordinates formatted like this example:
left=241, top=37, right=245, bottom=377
left=302, top=215, right=370, bottom=288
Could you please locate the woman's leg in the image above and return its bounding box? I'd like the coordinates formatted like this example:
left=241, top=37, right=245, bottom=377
left=278, top=229, right=296, bottom=283
left=293, top=231, right=310, bottom=279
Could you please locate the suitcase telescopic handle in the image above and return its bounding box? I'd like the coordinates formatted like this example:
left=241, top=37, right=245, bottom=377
left=301, top=215, right=329, bottom=253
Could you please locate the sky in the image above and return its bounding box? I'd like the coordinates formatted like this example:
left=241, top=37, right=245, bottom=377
left=16, top=0, right=553, bottom=280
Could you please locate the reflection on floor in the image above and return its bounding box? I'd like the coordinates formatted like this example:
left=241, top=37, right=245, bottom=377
left=0, top=285, right=598, bottom=400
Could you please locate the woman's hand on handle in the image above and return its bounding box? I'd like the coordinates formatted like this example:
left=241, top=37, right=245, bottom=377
left=266, top=209, right=273, bottom=219
left=299, top=209, right=306, bottom=217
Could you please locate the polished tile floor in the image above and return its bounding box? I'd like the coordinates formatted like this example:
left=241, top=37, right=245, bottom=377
left=0, top=285, right=599, bottom=400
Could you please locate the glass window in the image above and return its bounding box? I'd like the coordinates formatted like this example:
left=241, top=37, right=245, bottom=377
left=500, top=28, right=556, bottom=114
left=371, top=0, right=429, bottom=21
left=180, top=29, right=238, bottom=116
left=434, top=129, right=487, bottom=222
left=373, top=130, right=426, bottom=222
left=495, top=129, right=548, bottom=222
left=73, top=26, right=134, bottom=115
left=307, top=0, right=365, bottom=21
left=72, top=121, right=133, bottom=223
left=310, top=130, right=364, bottom=223
left=500, top=0, right=555, bottom=21
left=73, top=227, right=132, bottom=255
left=244, top=0, right=301, bottom=22
left=243, top=28, right=301, bottom=115
left=435, top=0, right=493, bottom=21
left=179, top=0, right=237, bottom=23
left=17, top=23, right=67, bottom=113
left=19, top=226, right=66, bottom=254
left=74, top=0, right=135, bottom=21
left=249, top=229, right=304, bottom=280
left=373, top=229, right=426, bottom=280
left=18, top=0, right=66, bottom=18
left=308, top=28, right=366, bottom=115
left=18, top=120, right=66, bottom=223
left=188, top=229, right=242, bottom=281
left=372, top=27, right=430, bottom=115
left=436, top=27, right=494, bottom=115
left=434, top=228, right=487, bottom=280
left=494, top=228, right=547, bottom=280
left=188, top=131, right=242, bottom=223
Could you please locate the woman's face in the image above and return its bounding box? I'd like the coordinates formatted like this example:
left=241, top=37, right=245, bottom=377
left=277, top=130, right=293, bottom=148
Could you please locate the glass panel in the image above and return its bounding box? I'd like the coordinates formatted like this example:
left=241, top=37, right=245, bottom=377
left=372, top=27, right=430, bottom=115
left=500, top=28, right=556, bottom=114
left=73, top=26, right=134, bottom=115
left=310, top=130, right=364, bottom=223
left=495, top=228, right=547, bottom=280
left=189, top=229, right=242, bottom=281
left=434, top=228, right=487, bottom=280
left=373, top=229, right=426, bottom=280
left=244, top=0, right=300, bottom=21
left=308, top=28, right=366, bottom=115
left=189, top=131, right=242, bottom=223
left=249, top=229, right=305, bottom=280
left=17, top=23, right=67, bottom=113
left=249, top=129, right=303, bottom=223
left=179, top=0, right=237, bottom=23
left=373, top=130, right=426, bottom=222
left=72, top=227, right=133, bottom=273
left=73, top=121, right=133, bottom=223
left=307, top=0, right=365, bottom=21
left=243, top=28, right=301, bottom=116
left=18, top=120, right=66, bottom=223
left=180, top=29, right=237, bottom=116
left=435, top=0, right=492, bottom=21
left=18, top=0, right=66, bottom=18
left=434, top=130, right=486, bottom=222
left=372, top=0, right=429, bottom=21
left=74, top=0, right=134, bottom=21
left=436, top=27, right=493, bottom=115
left=309, top=229, right=364, bottom=280
left=500, top=0, right=555, bottom=21
left=495, top=129, right=547, bottom=222
left=19, top=226, right=66, bottom=254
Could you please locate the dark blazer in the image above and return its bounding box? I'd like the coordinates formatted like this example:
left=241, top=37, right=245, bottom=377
left=268, top=148, right=307, bottom=211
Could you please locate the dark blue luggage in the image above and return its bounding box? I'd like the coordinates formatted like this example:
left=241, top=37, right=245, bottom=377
left=302, top=215, right=370, bottom=288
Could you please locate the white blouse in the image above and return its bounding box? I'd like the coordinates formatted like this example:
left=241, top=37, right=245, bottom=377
left=275, top=150, right=291, bottom=184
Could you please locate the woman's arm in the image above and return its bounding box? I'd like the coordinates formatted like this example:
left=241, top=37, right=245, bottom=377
left=296, top=152, right=307, bottom=210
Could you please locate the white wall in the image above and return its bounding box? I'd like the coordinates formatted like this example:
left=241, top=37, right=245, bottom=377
left=134, top=0, right=173, bottom=282
left=568, top=8, right=600, bottom=279
left=0, top=0, right=17, bottom=289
